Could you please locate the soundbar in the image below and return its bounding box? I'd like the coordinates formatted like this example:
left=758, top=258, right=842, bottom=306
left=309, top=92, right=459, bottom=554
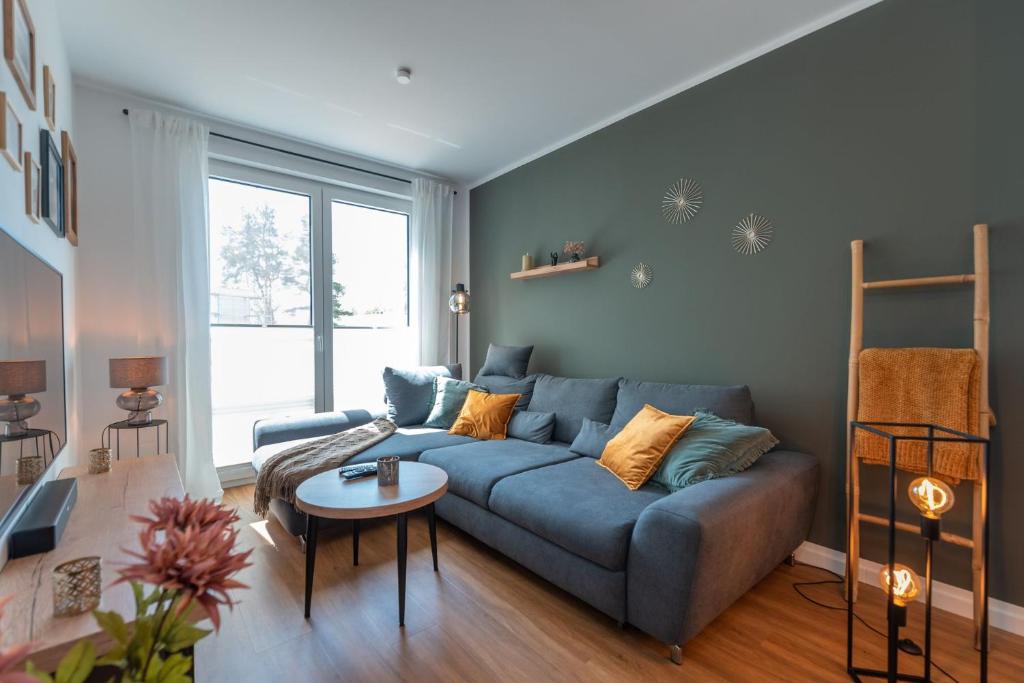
left=9, top=478, right=77, bottom=559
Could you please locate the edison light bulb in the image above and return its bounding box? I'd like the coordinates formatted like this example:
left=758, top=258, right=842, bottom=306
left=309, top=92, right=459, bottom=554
left=879, top=564, right=920, bottom=607
left=908, top=477, right=955, bottom=519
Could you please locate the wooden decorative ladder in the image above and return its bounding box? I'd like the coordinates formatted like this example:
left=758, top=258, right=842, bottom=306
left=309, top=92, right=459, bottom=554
left=846, top=224, right=994, bottom=648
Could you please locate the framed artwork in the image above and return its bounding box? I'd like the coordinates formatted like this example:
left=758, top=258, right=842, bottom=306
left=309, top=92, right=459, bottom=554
left=40, top=128, right=63, bottom=237
left=1, top=91, right=22, bottom=170
left=43, top=65, right=55, bottom=130
left=61, top=130, right=78, bottom=245
left=24, top=150, right=40, bottom=222
left=3, top=0, right=36, bottom=110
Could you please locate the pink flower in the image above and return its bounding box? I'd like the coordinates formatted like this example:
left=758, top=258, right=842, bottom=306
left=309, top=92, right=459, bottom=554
left=0, top=596, right=36, bottom=683
left=117, top=496, right=252, bottom=630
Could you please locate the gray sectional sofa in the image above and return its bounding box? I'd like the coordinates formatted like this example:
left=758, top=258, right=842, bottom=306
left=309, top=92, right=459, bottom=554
left=251, top=373, right=818, bottom=663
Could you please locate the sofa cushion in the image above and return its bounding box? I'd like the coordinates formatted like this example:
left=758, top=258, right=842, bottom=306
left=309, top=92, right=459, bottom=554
left=506, top=410, right=555, bottom=444
left=473, top=374, right=536, bottom=409
left=383, top=366, right=455, bottom=426
left=489, top=458, right=669, bottom=570
left=528, top=374, right=620, bottom=444
left=477, top=343, right=534, bottom=379
left=609, top=379, right=753, bottom=429
left=597, top=405, right=695, bottom=490
left=419, top=440, right=577, bottom=508
left=423, top=377, right=488, bottom=429
left=449, top=390, right=520, bottom=440
left=569, top=418, right=621, bottom=458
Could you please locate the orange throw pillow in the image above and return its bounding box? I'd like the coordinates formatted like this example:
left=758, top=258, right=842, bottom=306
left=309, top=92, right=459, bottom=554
left=597, top=404, right=695, bottom=490
left=449, top=390, right=521, bottom=440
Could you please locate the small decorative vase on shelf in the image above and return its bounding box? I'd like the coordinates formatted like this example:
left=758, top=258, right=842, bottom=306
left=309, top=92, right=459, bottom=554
left=563, top=240, right=585, bottom=263
left=521, top=254, right=534, bottom=271
left=549, top=252, right=559, bottom=267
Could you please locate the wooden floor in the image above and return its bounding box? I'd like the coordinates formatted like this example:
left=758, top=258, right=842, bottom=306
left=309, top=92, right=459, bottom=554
left=197, top=485, right=1023, bottom=682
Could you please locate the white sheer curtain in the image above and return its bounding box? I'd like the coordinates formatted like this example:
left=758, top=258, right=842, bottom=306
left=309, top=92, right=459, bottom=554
left=410, top=178, right=454, bottom=366
left=128, top=110, right=222, bottom=500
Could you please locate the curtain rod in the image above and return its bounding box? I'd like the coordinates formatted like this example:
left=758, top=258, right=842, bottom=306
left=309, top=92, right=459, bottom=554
left=121, top=107, right=435, bottom=189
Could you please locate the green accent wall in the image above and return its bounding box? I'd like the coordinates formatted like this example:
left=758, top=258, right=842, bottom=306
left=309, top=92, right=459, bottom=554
left=470, top=0, right=1024, bottom=603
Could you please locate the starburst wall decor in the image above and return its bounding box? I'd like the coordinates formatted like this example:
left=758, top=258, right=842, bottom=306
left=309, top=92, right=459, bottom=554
left=732, top=213, right=773, bottom=255
left=630, top=263, right=653, bottom=289
left=662, top=178, right=704, bottom=223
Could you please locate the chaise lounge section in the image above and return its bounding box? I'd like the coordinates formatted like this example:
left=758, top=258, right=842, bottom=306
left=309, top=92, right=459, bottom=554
left=251, top=373, right=819, bottom=662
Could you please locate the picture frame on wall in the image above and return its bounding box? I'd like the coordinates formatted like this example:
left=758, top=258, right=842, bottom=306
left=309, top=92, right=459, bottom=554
left=61, top=130, right=78, bottom=245
left=43, top=65, right=56, bottom=130
left=24, top=150, right=40, bottom=222
left=3, top=0, right=36, bottom=110
left=40, top=128, right=63, bottom=237
left=1, top=91, right=22, bottom=171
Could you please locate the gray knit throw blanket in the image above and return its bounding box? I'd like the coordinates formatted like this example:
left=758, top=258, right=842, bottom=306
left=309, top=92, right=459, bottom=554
left=253, top=417, right=397, bottom=518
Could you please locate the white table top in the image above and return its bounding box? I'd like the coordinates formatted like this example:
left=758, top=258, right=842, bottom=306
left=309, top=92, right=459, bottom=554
left=294, top=461, right=448, bottom=520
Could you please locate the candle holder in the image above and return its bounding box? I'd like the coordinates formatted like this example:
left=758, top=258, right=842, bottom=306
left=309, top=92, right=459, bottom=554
left=16, top=454, right=44, bottom=485
left=53, top=556, right=102, bottom=617
left=88, top=447, right=112, bottom=474
left=377, top=456, right=399, bottom=486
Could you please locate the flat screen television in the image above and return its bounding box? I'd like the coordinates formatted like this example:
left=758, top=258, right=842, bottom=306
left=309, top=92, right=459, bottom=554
left=0, top=227, right=67, bottom=532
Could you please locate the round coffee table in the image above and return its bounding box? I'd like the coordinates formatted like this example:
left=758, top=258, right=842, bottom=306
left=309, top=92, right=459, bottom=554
left=295, top=461, right=448, bottom=626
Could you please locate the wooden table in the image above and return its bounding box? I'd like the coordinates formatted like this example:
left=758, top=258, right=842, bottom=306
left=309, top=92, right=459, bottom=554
left=0, top=455, right=184, bottom=672
left=295, top=461, right=448, bottom=626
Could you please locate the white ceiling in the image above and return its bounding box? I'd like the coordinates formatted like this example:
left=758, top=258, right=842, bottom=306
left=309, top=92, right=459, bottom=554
left=59, top=0, right=875, bottom=185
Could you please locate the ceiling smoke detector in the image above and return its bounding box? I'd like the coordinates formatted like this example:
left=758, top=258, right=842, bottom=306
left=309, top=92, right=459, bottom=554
left=395, top=67, right=412, bottom=85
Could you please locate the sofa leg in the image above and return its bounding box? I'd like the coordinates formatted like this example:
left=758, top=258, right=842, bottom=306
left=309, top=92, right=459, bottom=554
left=669, top=645, right=683, bottom=665
left=616, top=620, right=625, bottom=630
left=784, top=553, right=796, bottom=567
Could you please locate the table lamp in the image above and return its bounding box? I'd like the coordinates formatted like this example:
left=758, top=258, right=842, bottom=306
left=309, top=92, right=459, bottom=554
left=0, top=360, right=47, bottom=436
left=109, top=356, right=167, bottom=425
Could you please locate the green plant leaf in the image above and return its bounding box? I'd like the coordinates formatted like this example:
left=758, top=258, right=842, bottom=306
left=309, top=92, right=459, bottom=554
left=164, top=622, right=211, bottom=652
left=93, top=609, right=130, bottom=645
left=148, top=653, right=192, bottom=683
left=25, top=660, right=55, bottom=682
left=95, top=644, right=127, bottom=667
left=53, top=640, right=95, bottom=683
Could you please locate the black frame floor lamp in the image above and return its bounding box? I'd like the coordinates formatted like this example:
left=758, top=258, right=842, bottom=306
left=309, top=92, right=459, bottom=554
left=847, top=421, right=989, bottom=683
left=448, top=283, right=469, bottom=366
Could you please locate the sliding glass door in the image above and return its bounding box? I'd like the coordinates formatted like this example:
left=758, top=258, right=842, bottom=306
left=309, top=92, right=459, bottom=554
left=208, top=163, right=411, bottom=468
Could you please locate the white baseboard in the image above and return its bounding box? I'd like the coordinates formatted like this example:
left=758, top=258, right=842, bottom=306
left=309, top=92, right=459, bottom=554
left=218, top=462, right=256, bottom=489
left=794, top=541, right=1024, bottom=637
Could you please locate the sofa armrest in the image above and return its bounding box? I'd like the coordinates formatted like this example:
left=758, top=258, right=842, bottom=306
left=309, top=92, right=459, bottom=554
left=252, top=408, right=383, bottom=450
left=626, top=450, right=819, bottom=645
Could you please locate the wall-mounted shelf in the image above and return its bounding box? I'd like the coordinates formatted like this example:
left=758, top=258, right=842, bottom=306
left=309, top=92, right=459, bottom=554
left=510, top=256, right=600, bottom=281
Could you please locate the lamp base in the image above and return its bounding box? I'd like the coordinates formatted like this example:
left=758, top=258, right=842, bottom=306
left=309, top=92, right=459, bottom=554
left=116, top=388, right=163, bottom=425
left=0, top=395, right=40, bottom=436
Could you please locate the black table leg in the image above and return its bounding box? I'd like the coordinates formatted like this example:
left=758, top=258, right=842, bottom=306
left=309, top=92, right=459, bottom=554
left=397, top=512, right=408, bottom=627
left=304, top=515, right=319, bottom=619
left=427, top=503, right=439, bottom=571
left=353, top=519, right=360, bottom=566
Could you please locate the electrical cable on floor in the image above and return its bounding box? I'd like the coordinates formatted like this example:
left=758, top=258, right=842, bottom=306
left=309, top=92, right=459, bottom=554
left=789, top=561, right=960, bottom=683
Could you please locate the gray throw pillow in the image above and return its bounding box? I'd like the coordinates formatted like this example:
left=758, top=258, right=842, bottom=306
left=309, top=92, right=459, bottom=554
left=506, top=410, right=555, bottom=444
left=423, top=377, right=488, bottom=429
left=528, top=374, right=620, bottom=444
left=473, top=374, right=536, bottom=410
left=568, top=418, right=621, bottom=458
left=383, top=366, right=453, bottom=427
left=477, top=344, right=534, bottom=379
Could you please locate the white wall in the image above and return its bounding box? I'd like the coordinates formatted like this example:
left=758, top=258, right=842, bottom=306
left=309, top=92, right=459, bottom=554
left=72, top=82, right=468, bottom=457
left=0, top=0, right=75, bottom=560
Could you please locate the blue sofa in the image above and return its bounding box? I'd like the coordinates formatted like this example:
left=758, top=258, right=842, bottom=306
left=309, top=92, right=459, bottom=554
left=251, top=373, right=819, bottom=663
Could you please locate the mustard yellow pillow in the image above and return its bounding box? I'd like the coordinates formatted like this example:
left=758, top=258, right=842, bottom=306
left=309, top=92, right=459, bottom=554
left=597, top=404, right=695, bottom=490
left=449, top=390, right=522, bottom=440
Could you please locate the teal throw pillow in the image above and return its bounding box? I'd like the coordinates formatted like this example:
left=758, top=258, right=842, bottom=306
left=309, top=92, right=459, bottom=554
left=423, top=376, right=488, bottom=429
left=651, top=411, right=778, bottom=492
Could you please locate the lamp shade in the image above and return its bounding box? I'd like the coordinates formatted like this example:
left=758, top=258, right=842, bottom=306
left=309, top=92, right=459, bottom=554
left=109, top=356, right=167, bottom=389
left=449, top=283, right=470, bottom=314
left=0, top=360, right=47, bottom=395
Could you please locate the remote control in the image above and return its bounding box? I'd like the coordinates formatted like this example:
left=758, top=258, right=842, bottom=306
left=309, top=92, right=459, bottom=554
left=340, top=464, right=377, bottom=480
